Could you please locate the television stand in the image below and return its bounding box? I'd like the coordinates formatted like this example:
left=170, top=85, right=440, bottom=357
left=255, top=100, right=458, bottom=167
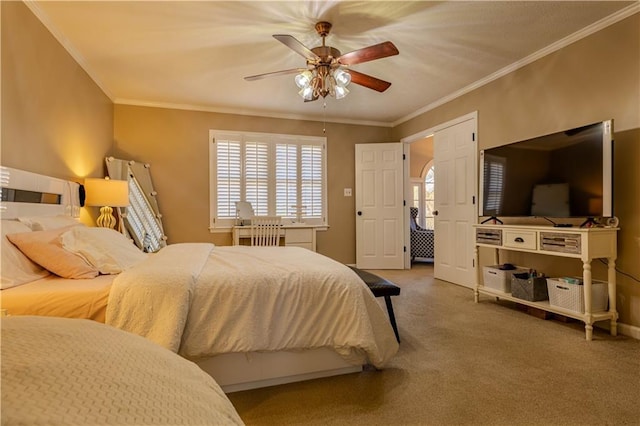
left=473, top=224, right=618, bottom=340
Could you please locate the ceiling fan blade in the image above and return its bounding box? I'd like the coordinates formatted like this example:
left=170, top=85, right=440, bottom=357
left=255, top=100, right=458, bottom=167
left=348, top=69, right=392, bottom=92
left=244, top=68, right=306, bottom=81
left=273, top=34, right=320, bottom=62
left=338, top=41, right=399, bottom=66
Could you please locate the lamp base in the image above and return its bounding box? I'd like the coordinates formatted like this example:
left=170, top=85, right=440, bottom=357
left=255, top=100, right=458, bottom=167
left=96, top=206, right=116, bottom=229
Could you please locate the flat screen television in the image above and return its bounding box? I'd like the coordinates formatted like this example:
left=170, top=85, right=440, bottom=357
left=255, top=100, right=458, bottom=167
left=479, top=120, right=613, bottom=224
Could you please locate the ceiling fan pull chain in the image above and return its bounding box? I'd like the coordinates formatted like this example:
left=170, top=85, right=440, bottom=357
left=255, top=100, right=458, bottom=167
left=323, top=101, right=327, bottom=134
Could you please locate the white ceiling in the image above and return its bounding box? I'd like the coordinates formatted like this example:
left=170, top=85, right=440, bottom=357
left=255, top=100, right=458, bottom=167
left=28, top=1, right=636, bottom=127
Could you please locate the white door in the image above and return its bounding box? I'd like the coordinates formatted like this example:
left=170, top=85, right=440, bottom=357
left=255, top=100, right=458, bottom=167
left=433, top=117, right=477, bottom=287
left=355, top=143, right=405, bottom=269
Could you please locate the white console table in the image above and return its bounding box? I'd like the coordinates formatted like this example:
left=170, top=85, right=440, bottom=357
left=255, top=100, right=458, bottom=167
left=473, top=224, right=618, bottom=340
left=232, top=224, right=319, bottom=252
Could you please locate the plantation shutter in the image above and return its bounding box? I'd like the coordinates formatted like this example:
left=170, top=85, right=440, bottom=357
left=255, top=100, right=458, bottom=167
left=210, top=130, right=326, bottom=228
left=276, top=144, right=297, bottom=218
left=301, top=144, right=323, bottom=219
left=245, top=140, right=269, bottom=216
left=216, top=138, right=242, bottom=219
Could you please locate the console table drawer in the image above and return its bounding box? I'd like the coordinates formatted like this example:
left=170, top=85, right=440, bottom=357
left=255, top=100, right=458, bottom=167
left=503, top=230, right=537, bottom=250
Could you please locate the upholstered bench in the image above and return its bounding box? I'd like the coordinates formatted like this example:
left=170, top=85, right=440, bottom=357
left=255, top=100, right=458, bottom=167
left=349, top=266, right=401, bottom=342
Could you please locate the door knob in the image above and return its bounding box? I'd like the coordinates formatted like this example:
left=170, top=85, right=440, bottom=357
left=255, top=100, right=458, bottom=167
left=433, top=210, right=439, bottom=216
left=357, top=211, right=362, bottom=216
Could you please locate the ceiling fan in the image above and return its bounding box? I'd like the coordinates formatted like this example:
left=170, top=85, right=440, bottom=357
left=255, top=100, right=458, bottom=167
left=244, top=21, right=399, bottom=102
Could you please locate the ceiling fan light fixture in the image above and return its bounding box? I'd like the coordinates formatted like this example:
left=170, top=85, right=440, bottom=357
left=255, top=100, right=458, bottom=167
left=299, top=86, right=315, bottom=100
left=295, top=70, right=312, bottom=89
left=334, top=85, right=349, bottom=99
left=334, top=69, right=351, bottom=87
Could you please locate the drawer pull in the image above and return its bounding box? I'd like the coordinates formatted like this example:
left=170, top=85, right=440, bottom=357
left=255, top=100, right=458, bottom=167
left=514, top=237, right=524, bottom=243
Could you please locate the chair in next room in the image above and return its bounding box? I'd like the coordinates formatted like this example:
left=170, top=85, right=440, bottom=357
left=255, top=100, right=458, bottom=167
left=410, top=207, right=434, bottom=261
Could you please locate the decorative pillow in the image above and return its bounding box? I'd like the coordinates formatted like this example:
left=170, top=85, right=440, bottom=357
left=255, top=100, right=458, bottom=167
left=61, top=227, right=148, bottom=274
left=6, top=226, right=98, bottom=279
left=1, top=220, right=51, bottom=289
left=18, top=215, right=83, bottom=231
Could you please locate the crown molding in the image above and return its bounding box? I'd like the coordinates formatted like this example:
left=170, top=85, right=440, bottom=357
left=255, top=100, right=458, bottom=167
left=114, top=99, right=393, bottom=128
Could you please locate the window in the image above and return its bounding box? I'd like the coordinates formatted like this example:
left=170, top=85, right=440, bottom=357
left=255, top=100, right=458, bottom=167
left=424, top=164, right=435, bottom=230
left=209, top=130, right=327, bottom=228
left=411, top=163, right=435, bottom=229
left=410, top=179, right=425, bottom=228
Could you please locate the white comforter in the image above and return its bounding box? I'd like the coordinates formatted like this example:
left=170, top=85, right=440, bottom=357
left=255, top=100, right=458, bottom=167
left=106, top=244, right=398, bottom=368
left=1, top=316, right=244, bottom=425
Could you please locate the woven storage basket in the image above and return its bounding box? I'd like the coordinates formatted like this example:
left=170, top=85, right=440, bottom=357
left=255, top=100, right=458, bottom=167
left=482, top=265, right=528, bottom=293
left=511, top=273, right=549, bottom=301
left=546, top=278, right=608, bottom=313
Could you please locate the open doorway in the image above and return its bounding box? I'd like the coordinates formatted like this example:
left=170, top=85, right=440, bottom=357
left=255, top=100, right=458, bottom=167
left=409, top=137, right=435, bottom=264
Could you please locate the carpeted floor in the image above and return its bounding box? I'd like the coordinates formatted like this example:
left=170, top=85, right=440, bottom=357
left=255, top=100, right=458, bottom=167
left=227, top=263, right=640, bottom=425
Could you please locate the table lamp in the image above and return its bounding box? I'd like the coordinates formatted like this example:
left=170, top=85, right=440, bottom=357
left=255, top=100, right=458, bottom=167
left=84, top=177, right=129, bottom=229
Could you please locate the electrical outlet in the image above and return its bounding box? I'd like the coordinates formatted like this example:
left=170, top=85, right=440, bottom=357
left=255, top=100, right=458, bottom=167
left=344, top=188, right=352, bottom=197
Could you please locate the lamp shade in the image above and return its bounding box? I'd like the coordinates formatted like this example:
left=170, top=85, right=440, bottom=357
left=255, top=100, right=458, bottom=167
left=84, top=178, right=129, bottom=207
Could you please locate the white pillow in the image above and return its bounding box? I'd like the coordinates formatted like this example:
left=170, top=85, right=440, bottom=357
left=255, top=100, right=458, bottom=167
left=18, top=215, right=82, bottom=231
left=1, top=220, right=50, bottom=289
left=61, top=227, right=148, bottom=274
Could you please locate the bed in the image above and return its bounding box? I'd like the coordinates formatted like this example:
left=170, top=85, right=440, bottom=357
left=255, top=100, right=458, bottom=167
left=1, top=315, right=244, bottom=425
left=0, top=166, right=399, bottom=392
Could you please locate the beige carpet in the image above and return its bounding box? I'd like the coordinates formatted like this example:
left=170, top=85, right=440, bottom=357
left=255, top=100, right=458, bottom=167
left=227, top=263, right=640, bottom=425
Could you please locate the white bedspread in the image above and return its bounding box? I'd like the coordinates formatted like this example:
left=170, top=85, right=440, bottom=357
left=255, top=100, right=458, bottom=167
left=106, top=243, right=211, bottom=352
left=1, top=316, right=244, bottom=425
left=106, top=244, right=398, bottom=368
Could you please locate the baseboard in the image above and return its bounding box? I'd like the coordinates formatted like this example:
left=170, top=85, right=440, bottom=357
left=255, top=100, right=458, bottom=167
left=618, top=322, right=640, bottom=340
left=595, top=321, right=640, bottom=340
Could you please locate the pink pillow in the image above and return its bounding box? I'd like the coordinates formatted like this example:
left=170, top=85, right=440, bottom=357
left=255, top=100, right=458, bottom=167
left=7, top=226, right=98, bottom=279
left=1, top=220, right=50, bottom=289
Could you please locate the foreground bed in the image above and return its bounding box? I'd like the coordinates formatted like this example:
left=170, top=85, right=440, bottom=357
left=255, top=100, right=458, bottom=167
left=1, top=316, right=244, bottom=425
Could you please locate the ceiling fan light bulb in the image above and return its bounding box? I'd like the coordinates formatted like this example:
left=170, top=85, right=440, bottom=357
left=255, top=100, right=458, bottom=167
left=334, top=85, right=349, bottom=99
left=295, top=71, right=312, bottom=89
left=334, top=69, right=351, bottom=87
left=299, top=86, right=314, bottom=100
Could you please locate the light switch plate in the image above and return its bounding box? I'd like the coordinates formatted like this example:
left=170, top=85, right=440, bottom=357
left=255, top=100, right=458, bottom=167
left=344, top=188, right=352, bottom=197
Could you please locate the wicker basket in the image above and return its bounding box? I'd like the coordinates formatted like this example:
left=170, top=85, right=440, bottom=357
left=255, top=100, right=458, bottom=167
left=546, top=278, right=608, bottom=313
left=482, top=265, right=528, bottom=293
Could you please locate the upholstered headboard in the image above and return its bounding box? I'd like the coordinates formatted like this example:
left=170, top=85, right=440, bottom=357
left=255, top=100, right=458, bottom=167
left=0, top=166, right=82, bottom=219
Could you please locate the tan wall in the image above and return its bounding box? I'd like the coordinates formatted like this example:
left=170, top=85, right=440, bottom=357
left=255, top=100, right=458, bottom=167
left=1, top=1, right=112, bottom=185
left=392, top=14, right=640, bottom=329
left=112, top=105, right=392, bottom=263
left=409, top=136, right=433, bottom=178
